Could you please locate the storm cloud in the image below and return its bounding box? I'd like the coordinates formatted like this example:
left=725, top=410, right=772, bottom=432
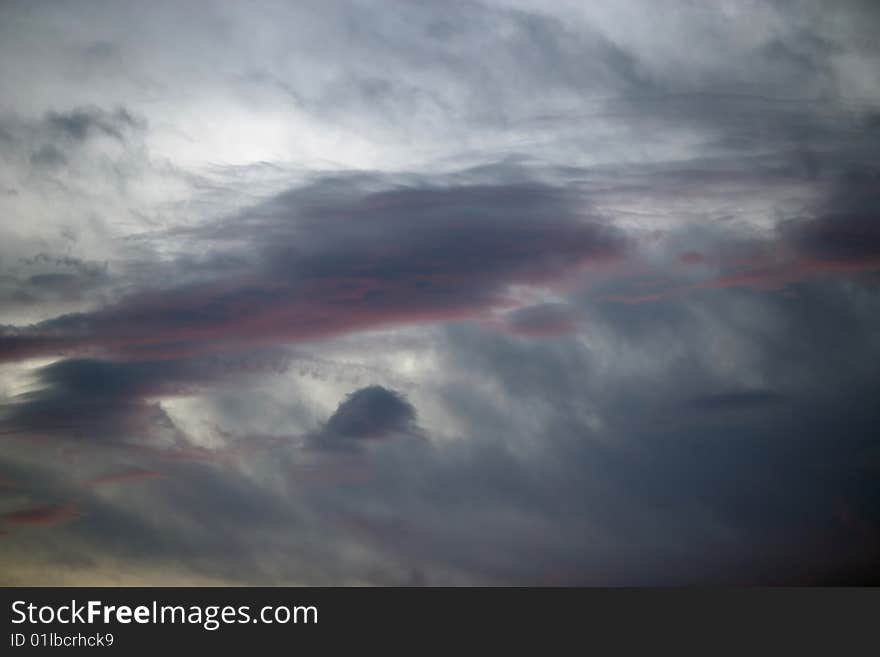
left=1, top=0, right=879, bottom=585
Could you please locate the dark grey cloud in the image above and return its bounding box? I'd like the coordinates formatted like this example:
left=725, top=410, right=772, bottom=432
left=312, top=385, right=421, bottom=451
left=0, top=178, right=629, bottom=363
left=428, top=278, right=880, bottom=583
left=784, top=172, right=880, bottom=261
left=1, top=0, right=880, bottom=585
left=0, top=347, right=298, bottom=450
left=684, top=390, right=788, bottom=413
left=0, top=358, right=188, bottom=446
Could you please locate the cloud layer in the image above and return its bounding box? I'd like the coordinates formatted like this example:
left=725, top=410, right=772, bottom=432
left=1, top=0, right=879, bottom=585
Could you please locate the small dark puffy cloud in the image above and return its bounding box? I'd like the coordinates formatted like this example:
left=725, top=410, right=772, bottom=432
left=313, top=386, right=420, bottom=450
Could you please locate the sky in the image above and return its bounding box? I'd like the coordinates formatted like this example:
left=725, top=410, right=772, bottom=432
left=0, top=0, right=879, bottom=585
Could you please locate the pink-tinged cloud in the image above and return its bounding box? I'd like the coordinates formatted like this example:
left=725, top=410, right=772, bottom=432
left=608, top=257, right=880, bottom=302
left=696, top=209, right=880, bottom=291
left=0, top=501, right=81, bottom=527
left=0, top=184, right=628, bottom=364
left=697, top=257, right=880, bottom=292
left=598, top=208, right=880, bottom=303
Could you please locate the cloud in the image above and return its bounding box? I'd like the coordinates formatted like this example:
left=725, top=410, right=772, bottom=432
left=0, top=358, right=190, bottom=444
left=678, top=251, right=706, bottom=266
left=0, top=501, right=80, bottom=528
left=785, top=174, right=880, bottom=263
left=586, top=169, right=880, bottom=300
left=311, top=385, right=421, bottom=451
left=0, top=348, right=304, bottom=453
left=1, top=0, right=880, bottom=586
left=45, top=106, right=139, bottom=143
left=0, top=180, right=629, bottom=364
left=82, top=467, right=165, bottom=488
left=684, top=390, right=788, bottom=413
left=0, top=105, right=146, bottom=180
left=499, top=302, right=581, bottom=337
left=696, top=177, right=880, bottom=291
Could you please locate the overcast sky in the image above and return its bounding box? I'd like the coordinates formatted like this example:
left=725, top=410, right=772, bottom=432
left=1, top=0, right=879, bottom=585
